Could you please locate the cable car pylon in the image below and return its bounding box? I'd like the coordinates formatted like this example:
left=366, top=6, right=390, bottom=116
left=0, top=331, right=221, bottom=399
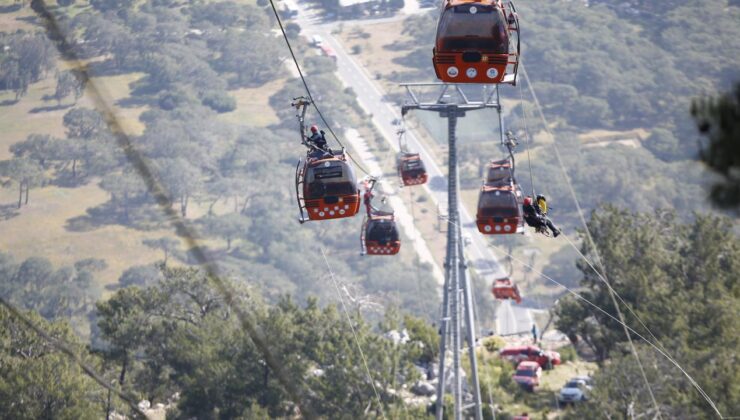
left=401, top=83, right=502, bottom=420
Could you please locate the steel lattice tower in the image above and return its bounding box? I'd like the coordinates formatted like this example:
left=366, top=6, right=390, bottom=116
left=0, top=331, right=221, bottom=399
left=401, top=83, right=504, bottom=420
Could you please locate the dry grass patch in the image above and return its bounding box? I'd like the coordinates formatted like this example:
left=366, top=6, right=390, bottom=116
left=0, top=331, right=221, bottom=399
left=0, top=182, right=178, bottom=290
left=218, top=78, right=285, bottom=128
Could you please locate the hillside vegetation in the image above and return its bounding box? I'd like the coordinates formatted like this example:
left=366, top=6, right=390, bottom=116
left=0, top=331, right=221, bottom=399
left=0, top=0, right=737, bottom=418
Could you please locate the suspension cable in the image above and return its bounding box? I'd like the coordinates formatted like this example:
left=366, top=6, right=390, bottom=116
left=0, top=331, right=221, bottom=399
left=517, top=81, right=536, bottom=197
left=433, top=211, right=723, bottom=417
left=519, top=61, right=665, bottom=418
left=486, top=242, right=723, bottom=418
left=265, top=0, right=371, bottom=176
left=0, top=296, right=148, bottom=419
left=320, top=248, right=386, bottom=419
left=30, top=2, right=316, bottom=416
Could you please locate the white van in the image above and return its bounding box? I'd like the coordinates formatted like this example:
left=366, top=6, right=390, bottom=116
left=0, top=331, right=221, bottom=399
left=311, top=35, right=324, bottom=47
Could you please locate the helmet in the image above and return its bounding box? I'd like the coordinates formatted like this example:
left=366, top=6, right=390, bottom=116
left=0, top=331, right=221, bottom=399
left=310, top=125, right=319, bottom=133
left=523, top=196, right=532, bottom=205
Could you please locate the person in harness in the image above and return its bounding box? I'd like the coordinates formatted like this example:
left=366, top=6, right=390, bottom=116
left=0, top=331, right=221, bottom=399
left=363, top=178, right=393, bottom=217
left=306, top=124, right=330, bottom=159
left=523, top=195, right=560, bottom=237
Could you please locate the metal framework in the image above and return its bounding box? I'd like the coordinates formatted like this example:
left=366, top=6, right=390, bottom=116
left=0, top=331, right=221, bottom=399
left=401, top=82, right=504, bottom=420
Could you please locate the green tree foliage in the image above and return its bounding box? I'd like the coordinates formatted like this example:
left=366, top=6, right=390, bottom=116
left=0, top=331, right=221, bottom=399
left=0, top=253, right=103, bottom=336
left=0, top=306, right=100, bottom=419
left=0, top=157, right=45, bottom=208
left=141, top=237, right=180, bottom=265
left=555, top=206, right=739, bottom=416
left=0, top=31, right=56, bottom=100
left=96, top=267, right=422, bottom=417
left=692, top=83, right=740, bottom=210
left=59, top=107, right=119, bottom=179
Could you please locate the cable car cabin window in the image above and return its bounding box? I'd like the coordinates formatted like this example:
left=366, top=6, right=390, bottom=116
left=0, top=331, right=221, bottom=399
left=402, top=159, right=425, bottom=171
left=437, top=5, right=508, bottom=53
left=487, top=169, right=511, bottom=184
left=305, top=162, right=357, bottom=199
left=479, top=191, right=519, bottom=217
left=367, top=220, right=399, bottom=244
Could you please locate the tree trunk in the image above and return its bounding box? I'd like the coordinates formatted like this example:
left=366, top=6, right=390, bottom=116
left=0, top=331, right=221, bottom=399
left=24, top=184, right=29, bottom=205
left=181, top=194, right=189, bottom=217
left=72, top=159, right=77, bottom=178
left=118, top=354, right=128, bottom=385
left=226, top=237, right=232, bottom=251
left=207, top=196, right=220, bottom=216
left=163, top=249, right=169, bottom=267
left=17, top=183, right=24, bottom=208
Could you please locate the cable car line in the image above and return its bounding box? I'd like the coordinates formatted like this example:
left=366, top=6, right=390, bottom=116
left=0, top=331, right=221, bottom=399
left=0, top=296, right=148, bottom=419
left=320, top=247, right=387, bottom=419
left=486, top=242, right=724, bottom=419
left=265, top=0, right=370, bottom=176
left=517, top=81, right=536, bottom=197
left=27, top=3, right=320, bottom=416
left=519, top=63, right=663, bottom=419
left=434, top=210, right=722, bottom=417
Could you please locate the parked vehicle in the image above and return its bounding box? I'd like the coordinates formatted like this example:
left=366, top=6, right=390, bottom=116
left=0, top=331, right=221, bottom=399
left=558, top=377, right=592, bottom=405
left=311, top=35, right=324, bottom=47
left=320, top=45, right=337, bottom=61
left=499, top=345, right=561, bottom=369
left=512, top=361, right=541, bottom=392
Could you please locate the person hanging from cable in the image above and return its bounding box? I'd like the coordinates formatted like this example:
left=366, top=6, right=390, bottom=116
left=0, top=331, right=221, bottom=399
left=522, top=195, right=560, bottom=237
left=363, top=177, right=393, bottom=217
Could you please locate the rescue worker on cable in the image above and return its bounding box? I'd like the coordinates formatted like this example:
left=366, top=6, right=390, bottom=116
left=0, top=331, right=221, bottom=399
left=306, top=124, right=330, bottom=159
left=523, top=195, right=560, bottom=237
left=363, top=178, right=392, bottom=217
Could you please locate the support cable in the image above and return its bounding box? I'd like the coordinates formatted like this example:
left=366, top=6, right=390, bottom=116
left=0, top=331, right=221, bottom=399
left=486, top=242, right=723, bottom=419
left=430, top=165, right=723, bottom=417
left=29, top=2, right=316, bottom=417
left=320, top=248, right=386, bottom=420
left=0, top=296, right=147, bottom=419
left=517, top=81, right=536, bottom=196
left=519, top=63, right=662, bottom=419
left=264, top=0, right=371, bottom=176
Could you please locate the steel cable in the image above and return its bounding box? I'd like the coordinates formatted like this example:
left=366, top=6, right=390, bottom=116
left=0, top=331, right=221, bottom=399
left=265, top=0, right=372, bottom=176
left=28, top=2, right=317, bottom=417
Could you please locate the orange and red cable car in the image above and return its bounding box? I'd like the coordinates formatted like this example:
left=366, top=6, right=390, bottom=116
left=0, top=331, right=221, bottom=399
left=433, top=0, right=520, bottom=84
left=476, top=158, right=524, bottom=235
left=398, top=152, right=428, bottom=186
left=296, top=153, right=361, bottom=223
left=492, top=277, right=521, bottom=303
left=361, top=178, right=401, bottom=255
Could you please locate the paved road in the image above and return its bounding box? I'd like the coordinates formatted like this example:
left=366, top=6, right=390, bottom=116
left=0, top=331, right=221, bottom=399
left=284, top=0, right=531, bottom=336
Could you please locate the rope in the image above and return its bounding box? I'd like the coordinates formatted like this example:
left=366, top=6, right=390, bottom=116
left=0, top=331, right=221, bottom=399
left=433, top=211, right=723, bottom=417
left=0, top=296, right=147, bottom=419
left=517, top=81, right=536, bottom=197
left=519, top=62, right=701, bottom=419
left=320, top=248, right=386, bottom=419
left=486, top=243, right=723, bottom=418
left=265, top=0, right=371, bottom=176
left=560, top=232, right=670, bottom=354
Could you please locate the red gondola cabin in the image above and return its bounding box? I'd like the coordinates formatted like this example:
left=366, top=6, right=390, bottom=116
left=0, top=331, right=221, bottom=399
left=476, top=183, right=524, bottom=234
left=492, top=277, right=521, bottom=303
left=362, top=215, right=401, bottom=255
left=433, top=0, right=519, bottom=84
left=296, top=153, right=361, bottom=222
left=398, top=152, right=428, bottom=186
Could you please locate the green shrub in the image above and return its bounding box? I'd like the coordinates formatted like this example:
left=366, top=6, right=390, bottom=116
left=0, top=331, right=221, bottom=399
left=558, top=345, right=578, bottom=363
left=483, top=336, right=506, bottom=353
left=201, top=91, right=236, bottom=113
